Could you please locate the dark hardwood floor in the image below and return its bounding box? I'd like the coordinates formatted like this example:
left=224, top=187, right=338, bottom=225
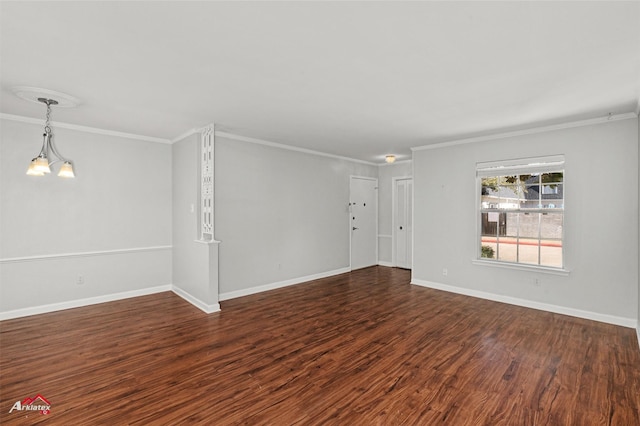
left=1, top=266, right=639, bottom=425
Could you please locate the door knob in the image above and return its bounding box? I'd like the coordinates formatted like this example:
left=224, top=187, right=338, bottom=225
left=352, top=227, right=359, bottom=230
left=399, top=226, right=403, bottom=230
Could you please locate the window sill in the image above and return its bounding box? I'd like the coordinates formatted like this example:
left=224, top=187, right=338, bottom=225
left=472, top=259, right=570, bottom=276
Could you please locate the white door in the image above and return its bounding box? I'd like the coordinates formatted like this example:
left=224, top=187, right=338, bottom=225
left=394, top=178, right=413, bottom=269
left=350, top=176, right=377, bottom=270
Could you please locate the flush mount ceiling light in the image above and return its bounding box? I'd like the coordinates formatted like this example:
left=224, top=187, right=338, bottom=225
left=26, top=97, right=75, bottom=178
left=385, top=155, right=396, bottom=164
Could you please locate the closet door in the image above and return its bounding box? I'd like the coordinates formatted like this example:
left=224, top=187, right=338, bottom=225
left=394, top=178, right=412, bottom=269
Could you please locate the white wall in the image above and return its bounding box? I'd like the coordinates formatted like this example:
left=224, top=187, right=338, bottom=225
left=215, top=136, right=377, bottom=298
left=377, top=161, right=412, bottom=265
left=412, top=117, right=639, bottom=326
left=0, top=119, right=172, bottom=318
left=171, top=133, right=219, bottom=312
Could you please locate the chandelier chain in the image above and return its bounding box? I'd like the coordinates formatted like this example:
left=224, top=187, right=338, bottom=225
left=45, top=103, right=52, bottom=133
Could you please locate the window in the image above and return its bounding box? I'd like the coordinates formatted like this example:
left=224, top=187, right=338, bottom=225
left=477, top=156, right=564, bottom=269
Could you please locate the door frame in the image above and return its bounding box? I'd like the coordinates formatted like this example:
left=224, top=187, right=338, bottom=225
left=349, top=175, right=379, bottom=271
left=392, top=176, right=413, bottom=268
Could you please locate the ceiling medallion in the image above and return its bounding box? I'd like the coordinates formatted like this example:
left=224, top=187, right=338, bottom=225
left=12, top=86, right=81, bottom=108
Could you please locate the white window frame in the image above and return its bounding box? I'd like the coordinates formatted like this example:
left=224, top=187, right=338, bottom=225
left=474, top=155, right=569, bottom=275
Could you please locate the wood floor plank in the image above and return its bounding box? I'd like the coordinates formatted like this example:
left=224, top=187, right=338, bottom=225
left=1, top=266, right=639, bottom=425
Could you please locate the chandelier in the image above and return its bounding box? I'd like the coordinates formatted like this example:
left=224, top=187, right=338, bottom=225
left=26, top=97, right=75, bottom=178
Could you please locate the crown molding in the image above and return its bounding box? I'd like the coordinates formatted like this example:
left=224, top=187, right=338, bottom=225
left=412, top=112, right=638, bottom=152
left=170, top=128, right=200, bottom=144
left=214, top=130, right=378, bottom=166
left=0, top=113, right=172, bottom=144
left=0, top=111, right=378, bottom=166
left=173, top=127, right=378, bottom=166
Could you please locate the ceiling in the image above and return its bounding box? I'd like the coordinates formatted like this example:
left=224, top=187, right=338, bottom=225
left=1, top=1, right=639, bottom=164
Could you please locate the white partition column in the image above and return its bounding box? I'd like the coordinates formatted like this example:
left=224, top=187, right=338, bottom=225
left=171, top=124, right=220, bottom=313
left=198, top=124, right=220, bottom=312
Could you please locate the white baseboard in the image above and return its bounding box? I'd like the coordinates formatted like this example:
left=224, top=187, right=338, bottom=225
left=219, top=267, right=350, bottom=301
left=377, top=261, right=394, bottom=267
left=171, top=285, right=220, bottom=314
left=411, top=279, right=637, bottom=329
left=0, top=285, right=172, bottom=321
